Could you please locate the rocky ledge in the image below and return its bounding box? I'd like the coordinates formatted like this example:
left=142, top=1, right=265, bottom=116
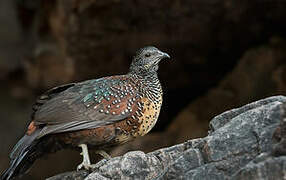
left=47, top=96, right=286, bottom=180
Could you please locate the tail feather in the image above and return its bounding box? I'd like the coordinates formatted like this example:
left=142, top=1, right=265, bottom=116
left=1, top=130, right=40, bottom=180
left=10, top=130, right=39, bottom=160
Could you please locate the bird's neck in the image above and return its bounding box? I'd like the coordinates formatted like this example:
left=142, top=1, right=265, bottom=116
left=128, top=72, right=162, bottom=101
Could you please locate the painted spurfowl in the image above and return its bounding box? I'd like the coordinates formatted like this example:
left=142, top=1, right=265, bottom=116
left=0, top=46, right=170, bottom=180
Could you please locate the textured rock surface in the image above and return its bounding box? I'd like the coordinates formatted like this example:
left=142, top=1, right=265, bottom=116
left=233, top=155, right=286, bottom=180
left=48, top=96, right=286, bottom=180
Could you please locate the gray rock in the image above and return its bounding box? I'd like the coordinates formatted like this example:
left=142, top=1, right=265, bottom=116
left=47, top=96, right=286, bottom=180
left=46, top=170, right=89, bottom=180
left=233, top=154, right=286, bottom=180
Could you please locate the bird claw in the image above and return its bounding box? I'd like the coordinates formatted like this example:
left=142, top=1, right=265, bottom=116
left=77, top=162, right=94, bottom=171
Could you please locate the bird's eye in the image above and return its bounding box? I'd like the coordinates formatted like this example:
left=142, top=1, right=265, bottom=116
left=145, top=53, right=151, bottom=57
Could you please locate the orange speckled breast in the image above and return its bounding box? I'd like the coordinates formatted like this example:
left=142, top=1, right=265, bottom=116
left=134, top=95, right=163, bottom=136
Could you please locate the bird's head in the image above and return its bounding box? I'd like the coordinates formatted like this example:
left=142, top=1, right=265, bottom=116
left=129, top=46, right=170, bottom=76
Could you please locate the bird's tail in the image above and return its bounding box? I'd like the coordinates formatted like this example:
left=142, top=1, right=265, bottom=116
left=0, top=130, right=41, bottom=180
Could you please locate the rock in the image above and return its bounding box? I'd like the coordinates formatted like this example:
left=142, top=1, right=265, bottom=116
left=47, top=96, right=286, bottom=180
left=110, top=132, right=176, bottom=157
left=46, top=170, right=88, bottom=180
left=272, top=103, right=286, bottom=156
left=233, top=154, right=286, bottom=180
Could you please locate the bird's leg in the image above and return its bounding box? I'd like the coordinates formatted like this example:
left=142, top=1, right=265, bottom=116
left=95, top=150, right=112, bottom=160
left=77, top=144, right=92, bottom=171
left=77, top=145, right=112, bottom=171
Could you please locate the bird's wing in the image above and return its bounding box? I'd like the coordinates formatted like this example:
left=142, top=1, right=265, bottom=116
left=32, top=76, right=141, bottom=138
left=31, top=83, right=76, bottom=120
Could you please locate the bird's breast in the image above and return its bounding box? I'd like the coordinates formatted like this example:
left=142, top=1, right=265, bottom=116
left=133, top=94, right=163, bottom=136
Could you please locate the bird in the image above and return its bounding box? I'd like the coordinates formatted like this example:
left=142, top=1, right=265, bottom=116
left=0, top=46, right=170, bottom=180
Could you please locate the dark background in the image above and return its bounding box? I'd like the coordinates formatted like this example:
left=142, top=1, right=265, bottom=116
left=0, top=0, right=286, bottom=179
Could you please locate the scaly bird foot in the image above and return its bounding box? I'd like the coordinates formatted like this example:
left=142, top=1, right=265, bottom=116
left=77, top=144, right=91, bottom=171
left=77, top=144, right=112, bottom=171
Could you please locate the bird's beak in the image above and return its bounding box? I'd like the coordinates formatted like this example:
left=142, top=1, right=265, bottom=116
left=159, top=51, right=170, bottom=59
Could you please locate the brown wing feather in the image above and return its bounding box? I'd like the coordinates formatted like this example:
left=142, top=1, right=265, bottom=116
left=32, top=76, right=140, bottom=138
left=31, top=83, right=76, bottom=121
